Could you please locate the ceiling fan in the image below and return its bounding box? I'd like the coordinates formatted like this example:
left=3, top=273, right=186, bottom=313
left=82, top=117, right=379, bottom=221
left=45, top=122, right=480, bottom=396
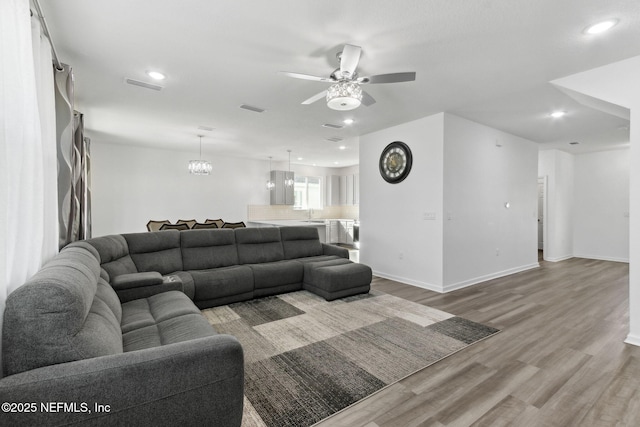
left=279, top=44, right=416, bottom=111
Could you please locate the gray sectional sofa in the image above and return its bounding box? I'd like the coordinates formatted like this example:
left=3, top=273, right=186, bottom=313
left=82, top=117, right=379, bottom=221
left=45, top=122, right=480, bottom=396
left=0, top=226, right=371, bottom=426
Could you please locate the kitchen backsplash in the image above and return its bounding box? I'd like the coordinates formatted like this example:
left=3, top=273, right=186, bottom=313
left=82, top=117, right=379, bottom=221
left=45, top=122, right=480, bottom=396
left=247, top=205, right=359, bottom=221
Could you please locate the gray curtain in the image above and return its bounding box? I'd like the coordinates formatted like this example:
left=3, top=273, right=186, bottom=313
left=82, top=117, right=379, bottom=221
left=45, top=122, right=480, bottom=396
left=55, top=64, right=91, bottom=248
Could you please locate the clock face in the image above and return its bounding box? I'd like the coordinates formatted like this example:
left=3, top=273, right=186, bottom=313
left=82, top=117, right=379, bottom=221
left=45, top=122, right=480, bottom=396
left=379, top=141, right=412, bottom=183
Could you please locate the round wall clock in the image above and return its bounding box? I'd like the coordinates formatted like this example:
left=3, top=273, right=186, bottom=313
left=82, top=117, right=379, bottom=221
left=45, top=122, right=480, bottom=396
left=379, top=141, right=413, bottom=184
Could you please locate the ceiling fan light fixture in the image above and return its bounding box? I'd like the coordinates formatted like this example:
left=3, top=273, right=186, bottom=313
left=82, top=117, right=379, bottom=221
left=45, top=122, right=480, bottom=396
left=326, top=82, right=362, bottom=111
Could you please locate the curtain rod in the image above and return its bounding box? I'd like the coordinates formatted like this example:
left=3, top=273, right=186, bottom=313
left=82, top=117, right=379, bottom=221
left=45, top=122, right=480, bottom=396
left=32, top=0, right=63, bottom=71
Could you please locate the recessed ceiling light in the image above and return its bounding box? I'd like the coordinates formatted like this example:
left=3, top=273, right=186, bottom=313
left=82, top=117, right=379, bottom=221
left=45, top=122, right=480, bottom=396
left=338, top=146, right=346, bottom=150
left=146, top=70, right=166, bottom=80
left=584, top=19, right=618, bottom=35
left=550, top=111, right=566, bottom=118
left=297, top=157, right=303, bottom=161
left=343, top=119, right=354, bottom=125
left=334, top=162, right=339, bottom=165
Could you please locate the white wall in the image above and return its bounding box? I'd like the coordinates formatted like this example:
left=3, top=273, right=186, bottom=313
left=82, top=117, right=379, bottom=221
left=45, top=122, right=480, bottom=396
left=91, top=142, right=268, bottom=236
left=538, top=149, right=575, bottom=261
left=360, top=112, right=539, bottom=292
left=442, top=114, right=539, bottom=290
left=360, top=113, right=445, bottom=290
left=573, top=149, right=629, bottom=262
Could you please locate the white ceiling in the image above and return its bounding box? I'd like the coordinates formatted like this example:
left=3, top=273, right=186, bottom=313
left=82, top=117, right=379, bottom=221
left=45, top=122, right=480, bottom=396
left=38, top=0, right=639, bottom=167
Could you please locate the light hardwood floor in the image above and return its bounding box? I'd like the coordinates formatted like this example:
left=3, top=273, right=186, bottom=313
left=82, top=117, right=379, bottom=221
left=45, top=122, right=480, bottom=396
left=316, top=256, right=637, bottom=426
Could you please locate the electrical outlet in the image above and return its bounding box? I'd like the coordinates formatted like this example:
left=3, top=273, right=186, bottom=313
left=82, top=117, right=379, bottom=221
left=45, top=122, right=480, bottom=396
left=399, top=252, right=404, bottom=260
left=496, top=248, right=500, bottom=256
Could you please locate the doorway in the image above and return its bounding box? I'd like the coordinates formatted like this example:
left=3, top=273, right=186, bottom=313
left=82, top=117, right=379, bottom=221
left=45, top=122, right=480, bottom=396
left=537, top=176, right=546, bottom=259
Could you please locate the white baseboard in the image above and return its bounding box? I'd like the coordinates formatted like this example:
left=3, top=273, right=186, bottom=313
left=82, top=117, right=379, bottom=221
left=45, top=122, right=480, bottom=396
left=624, top=334, right=640, bottom=347
left=544, top=254, right=573, bottom=262
left=442, top=263, right=540, bottom=293
left=373, top=263, right=541, bottom=294
left=372, top=270, right=444, bottom=293
left=573, top=254, right=629, bottom=263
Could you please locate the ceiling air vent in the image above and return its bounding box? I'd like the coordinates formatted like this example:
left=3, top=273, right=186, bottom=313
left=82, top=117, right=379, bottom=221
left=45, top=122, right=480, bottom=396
left=124, top=78, right=163, bottom=91
left=322, top=123, right=343, bottom=129
left=197, top=125, right=215, bottom=132
left=239, top=104, right=265, bottom=113
left=326, top=136, right=343, bottom=143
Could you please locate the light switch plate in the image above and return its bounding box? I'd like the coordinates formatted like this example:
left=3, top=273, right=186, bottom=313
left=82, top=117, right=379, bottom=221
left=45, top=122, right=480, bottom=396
left=423, top=212, right=436, bottom=220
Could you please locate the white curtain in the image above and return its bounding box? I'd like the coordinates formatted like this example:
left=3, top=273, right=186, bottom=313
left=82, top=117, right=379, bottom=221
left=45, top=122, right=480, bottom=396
left=0, top=0, right=59, bottom=374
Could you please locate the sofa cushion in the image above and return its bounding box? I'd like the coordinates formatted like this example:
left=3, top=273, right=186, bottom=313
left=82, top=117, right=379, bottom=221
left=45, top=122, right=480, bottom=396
left=2, top=246, right=123, bottom=376
left=190, top=266, right=254, bottom=302
left=121, top=291, right=217, bottom=352
left=121, top=290, right=204, bottom=334
left=235, top=227, right=284, bottom=264
left=247, top=260, right=303, bottom=290
left=279, top=226, right=324, bottom=259
left=83, top=235, right=138, bottom=281
left=122, top=314, right=217, bottom=352
left=292, top=255, right=342, bottom=265
left=248, top=260, right=304, bottom=298
left=181, top=229, right=238, bottom=270
left=124, top=230, right=183, bottom=274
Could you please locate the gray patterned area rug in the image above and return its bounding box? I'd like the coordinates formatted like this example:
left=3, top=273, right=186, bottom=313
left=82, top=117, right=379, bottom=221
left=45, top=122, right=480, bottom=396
left=202, top=290, right=499, bottom=427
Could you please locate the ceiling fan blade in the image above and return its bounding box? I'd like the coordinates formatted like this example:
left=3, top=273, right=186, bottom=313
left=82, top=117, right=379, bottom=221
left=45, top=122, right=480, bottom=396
left=301, top=90, right=328, bottom=105
left=360, top=72, right=416, bottom=84
left=279, top=71, right=333, bottom=82
left=361, top=90, right=376, bottom=107
left=339, top=44, right=361, bottom=78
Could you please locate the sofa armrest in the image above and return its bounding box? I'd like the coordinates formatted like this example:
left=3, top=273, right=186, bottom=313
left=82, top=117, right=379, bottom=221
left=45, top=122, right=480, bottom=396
left=114, top=273, right=184, bottom=303
left=0, top=335, right=244, bottom=427
left=322, top=243, right=349, bottom=259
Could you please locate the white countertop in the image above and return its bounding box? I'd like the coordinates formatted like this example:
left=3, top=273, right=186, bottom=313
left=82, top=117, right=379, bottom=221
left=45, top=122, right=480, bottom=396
left=248, top=219, right=357, bottom=227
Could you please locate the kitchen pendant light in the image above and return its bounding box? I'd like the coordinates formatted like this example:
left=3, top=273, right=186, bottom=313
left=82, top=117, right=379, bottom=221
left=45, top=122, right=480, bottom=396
left=188, top=135, right=212, bottom=175
left=285, top=150, right=294, bottom=187
left=266, top=156, right=275, bottom=190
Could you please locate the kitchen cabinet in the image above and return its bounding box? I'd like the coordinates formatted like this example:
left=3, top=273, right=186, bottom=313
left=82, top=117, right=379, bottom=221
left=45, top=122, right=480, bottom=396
left=269, top=170, right=294, bottom=205
left=327, top=219, right=354, bottom=245
left=328, top=220, right=340, bottom=244
left=325, top=174, right=359, bottom=206
left=326, top=175, right=341, bottom=206
left=339, top=176, right=347, bottom=205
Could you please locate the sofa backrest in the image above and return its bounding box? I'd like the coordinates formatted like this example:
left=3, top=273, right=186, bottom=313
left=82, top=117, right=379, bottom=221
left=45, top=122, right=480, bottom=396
left=2, top=246, right=123, bottom=376
left=235, top=227, right=284, bottom=264
left=123, top=231, right=183, bottom=274
left=80, top=234, right=138, bottom=281
left=279, top=226, right=324, bottom=259
left=181, top=229, right=239, bottom=270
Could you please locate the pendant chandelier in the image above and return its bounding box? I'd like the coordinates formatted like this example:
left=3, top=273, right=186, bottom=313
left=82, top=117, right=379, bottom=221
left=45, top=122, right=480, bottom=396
left=188, top=135, right=212, bottom=175
left=266, top=156, right=275, bottom=190
left=285, top=150, right=294, bottom=187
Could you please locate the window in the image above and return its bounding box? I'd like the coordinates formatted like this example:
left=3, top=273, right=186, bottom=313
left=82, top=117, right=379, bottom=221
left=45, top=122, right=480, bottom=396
left=294, top=176, right=323, bottom=210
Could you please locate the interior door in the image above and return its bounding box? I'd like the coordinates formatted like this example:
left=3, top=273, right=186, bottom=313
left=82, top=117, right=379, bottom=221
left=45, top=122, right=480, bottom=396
left=538, top=177, right=545, bottom=250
